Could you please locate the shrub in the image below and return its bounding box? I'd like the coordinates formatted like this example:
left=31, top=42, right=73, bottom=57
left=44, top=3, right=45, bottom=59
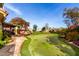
left=0, top=29, right=3, bottom=40
left=73, top=40, right=79, bottom=46
left=0, top=29, right=11, bottom=48
left=0, top=40, right=5, bottom=48
left=0, top=29, right=4, bottom=48
left=4, top=36, right=11, bottom=43
left=65, top=31, right=79, bottom=41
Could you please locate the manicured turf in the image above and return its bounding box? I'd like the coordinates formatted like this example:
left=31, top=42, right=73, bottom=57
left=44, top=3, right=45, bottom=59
left=20, top=32, right=79, bottom=56
left=20, top=37, right=31, bottom=56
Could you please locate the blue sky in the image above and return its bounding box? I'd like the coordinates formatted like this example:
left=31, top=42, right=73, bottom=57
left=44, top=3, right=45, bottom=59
left=3, top=3, right=79, bottom=28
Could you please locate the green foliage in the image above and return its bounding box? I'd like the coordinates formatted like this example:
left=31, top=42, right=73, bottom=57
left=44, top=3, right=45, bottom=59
left=0, top=29, right=4, bottom=48
left=4, top=36, right=11, bottom=43
left=33, top=24, right=38, bottom=32
left=64, top=7, right=79, bottom=20
left=4, top=30, right=12, bottom=37
left=65, top=31, right=79, bottom=41
left=0, top=40, right=5, bottom=48
left=41, top=27, right=45, bottom=31
left=0, top=29, right=11, bottom=48
left=63, top=7, right=79, bottom=29
left=0, top=29, right=3, bottom=40
left=41, top=23, right=49, bottom=32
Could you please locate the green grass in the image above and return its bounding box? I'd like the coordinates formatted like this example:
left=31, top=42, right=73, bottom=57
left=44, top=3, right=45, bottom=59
left=46, top=37, right=75, bottom=55
left=69, top=44, right=79, bottom=56
left=0, top=29, right=4, bottom=48
left=20, top=32, right=79, bottom=56
left=20, top=37, right=31, bottom=56
left=60, top=39, right=79, bottom=56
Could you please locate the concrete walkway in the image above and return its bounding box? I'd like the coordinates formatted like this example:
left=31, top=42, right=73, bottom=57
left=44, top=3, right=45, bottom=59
left=13, top=36, right=26, bottom=56
left=0, top=36, right=26, bottom=56
left=0, top=44, right=15, bottom=56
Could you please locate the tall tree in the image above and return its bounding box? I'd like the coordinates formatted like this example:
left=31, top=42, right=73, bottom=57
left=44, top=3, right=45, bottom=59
left=45, top=23, right=49, bottom=30
left=41, top=27, right=45, bottom=32
left=64, top=20, right=71, bottom=27
left=63, top=7, right=79, bottom=26
left=33, top=24, right=38, bottom=32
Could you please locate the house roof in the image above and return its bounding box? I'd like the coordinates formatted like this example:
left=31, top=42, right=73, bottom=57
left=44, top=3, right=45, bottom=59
left=10, top=17, right=29, bottom=26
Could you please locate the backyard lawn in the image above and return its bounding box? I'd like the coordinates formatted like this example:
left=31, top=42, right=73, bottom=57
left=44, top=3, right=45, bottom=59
left=20, top=32, right=79, bottom=56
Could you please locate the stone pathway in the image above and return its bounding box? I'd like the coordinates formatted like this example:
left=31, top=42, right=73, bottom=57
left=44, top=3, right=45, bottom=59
left=0, top=36, right=26, bottom=56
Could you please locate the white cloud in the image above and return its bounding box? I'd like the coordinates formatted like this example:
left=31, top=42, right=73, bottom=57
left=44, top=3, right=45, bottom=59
left=3, top=3, right=22, bottom=15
